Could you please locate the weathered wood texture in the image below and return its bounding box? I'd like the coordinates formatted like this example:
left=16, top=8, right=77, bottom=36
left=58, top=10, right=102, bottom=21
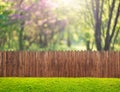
left=0, top=51, right=120, bottom=77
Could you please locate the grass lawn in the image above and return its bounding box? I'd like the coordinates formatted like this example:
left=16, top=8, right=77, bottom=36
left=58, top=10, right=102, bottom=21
left=0, top=78, right=120, bottom=92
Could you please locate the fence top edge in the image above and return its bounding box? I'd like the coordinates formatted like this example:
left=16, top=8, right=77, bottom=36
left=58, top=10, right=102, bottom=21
left=0, top=51, right=120, bottom=53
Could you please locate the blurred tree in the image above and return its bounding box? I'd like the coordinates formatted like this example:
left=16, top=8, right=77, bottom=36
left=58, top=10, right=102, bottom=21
left=90, top=0, right=120, bottom=51
left=22, top=0, right=67, bottom=49
left=0, top=0, right=12, bottom=50
left=82, top=0, right=120, bottom=51
left=1, top=0, right=120, bottom=51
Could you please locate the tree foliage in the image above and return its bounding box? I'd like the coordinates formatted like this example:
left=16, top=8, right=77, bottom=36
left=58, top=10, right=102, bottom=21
left=0, top=0, right=120, bottom=51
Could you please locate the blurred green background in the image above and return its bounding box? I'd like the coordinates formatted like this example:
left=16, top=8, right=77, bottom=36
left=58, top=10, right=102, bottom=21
left=0, top=0, right=120, bottom=51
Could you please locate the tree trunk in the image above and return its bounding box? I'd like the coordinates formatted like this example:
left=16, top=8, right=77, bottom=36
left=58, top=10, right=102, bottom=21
left=104, top=0, right=116, bottom=50
left=19, top=21, right=24, bottom=50
left=94, top=0, right=102, bottom=51
left=17, top=0, right=24, bottom=50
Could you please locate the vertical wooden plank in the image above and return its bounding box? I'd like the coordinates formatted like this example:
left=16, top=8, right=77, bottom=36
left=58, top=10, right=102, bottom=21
left=35, top=52, right=38, bottom=77
left=65, top=51, right=69, bottom=77
left=79, top=51, right=83, bottom=77
left=100, top=51, right=107, bottom=77
left=34, top=52, right=37, bottom=77
left=68, top=51, right=71, bottom=77
left=64, top=51, right=67, bottom=77
left=98, top=51, right=101, bottom=77
left=58, top=51, right=61, bottom=77
left=48, top=51, right=52, bottom=77
left=21, top=51, right=24, bottom=77
left=75, top=51, right=79, bottom=77
left=92, top=51, right=95, bottom=77
left=50, top=51, right=53, bottom=77
left=60, top=51, right=63, bottom=77
left=95, top=51, right=98, bottom=77
left=86, top=51, right=91, bottom=77
left=18, top=51, right=21, bottom=77
left=43, top=52, right=47, bottom=77
left=37, top=52, right=40, bottom=77
left=72, top=51, right=76, bottom=77
left=80, top=51, right=83, bottom=77
left=61, top=51, right=64, bottom=77
left=119, top=52, right=120, bottom=77
left=73, top=51, right=76, bottom=77
left=63, top=51, right=66, bottom=77
left=117, top=52, right=119, bottom=77
left=23, top=51, right=26, bottom=77
left=108, top=51, right=112, bottom=77
left=108, top=52, right=111, bottom=77
left=44, top=51, right=51, bottom=77
left=113, top=52, right=116, bottom=77
left=114, top=52, right=116, bottom=77
left=0, top=52, right=2, bottom=76
left=36, top=52, right=39, bottom=77
left=111, top=52, right=115, bottom=77
left=37, top=52, right=43, bottom=77
left=59, top=51, right=62, bottom=77
left=19, top=51, right=24, bottom=77
left=89, top=51, right=100, bottom=77
left=74, top=51, right=76, bottom=77
left=33, top=52, right=36, bottom=77
left=89, top=51, right=95, bottom=77
left=33, top=52, right=35, bottom=77
left=30, top=51, right=35, bottom=77
left=84, top=51, right=87, bottom=77
left=94, top=51, right=97, bottom=77
left=23, top=51, right=29, bottom=77
left=85, top=51, right=88, bottom=77
left=12, top=52, right=19, bottom=77
left=26, top=51, right=29, bottom=77
left=29, top=52, right=32, bottom=77
left=79, top=51, right=82, bottom=77
left=100, top=51, right=103, bottom=77
left=67, top=51, right=70, bottom=77
left=32, top=52, right=35, bottom=77
left=50, top=51, right=58, bottom=77
left=54, top=51, right=59, bottom=77
left=30, top=52, right=36, bottom=77
left=63, top=51, right=65, bottom=77
left=82, top=51, right=86, bottom=77
left=78, top=51, right=81, bottom=77
left=47, top=51, right=50, bottom=77
left=114, top=52, right=119, bottom=77
left=40, top=51, right=44, bottom=77
left=105, top=51, right=109, bottom=77
left=57, top=51, right=60, bottom=77
left=28, top=51, right=30, bottom=77
left=2, top=52, right=6, bottom=77
left=23, top=51, right=25, bottom=77
left=43, top=51, right=46, bottom=77
left=59, top=51, right=66, bottom=77
left=6, top=52, right=13, bottom=77
left=105, top=52, right=111, bottom=78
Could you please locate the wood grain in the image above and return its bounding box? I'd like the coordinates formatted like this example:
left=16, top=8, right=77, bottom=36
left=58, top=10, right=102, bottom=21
left=0, top=51, right=120, bottom=77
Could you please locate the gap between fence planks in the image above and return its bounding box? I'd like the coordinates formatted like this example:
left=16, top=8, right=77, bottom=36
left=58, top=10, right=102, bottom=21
left=0, top=51, right=120, bottom=77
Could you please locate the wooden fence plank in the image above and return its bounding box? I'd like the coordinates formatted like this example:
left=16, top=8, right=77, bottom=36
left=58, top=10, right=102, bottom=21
left=0, top=52, right=2, bottom=76
left=19, top=51, right=23, bottom=77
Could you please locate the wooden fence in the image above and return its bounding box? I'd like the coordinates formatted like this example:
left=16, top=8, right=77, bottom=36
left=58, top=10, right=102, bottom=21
left=0, top=51, right=120, bottom=77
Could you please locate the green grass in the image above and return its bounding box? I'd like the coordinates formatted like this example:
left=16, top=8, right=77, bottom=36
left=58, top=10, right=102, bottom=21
left=0, top=78, right=120, bottom=92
